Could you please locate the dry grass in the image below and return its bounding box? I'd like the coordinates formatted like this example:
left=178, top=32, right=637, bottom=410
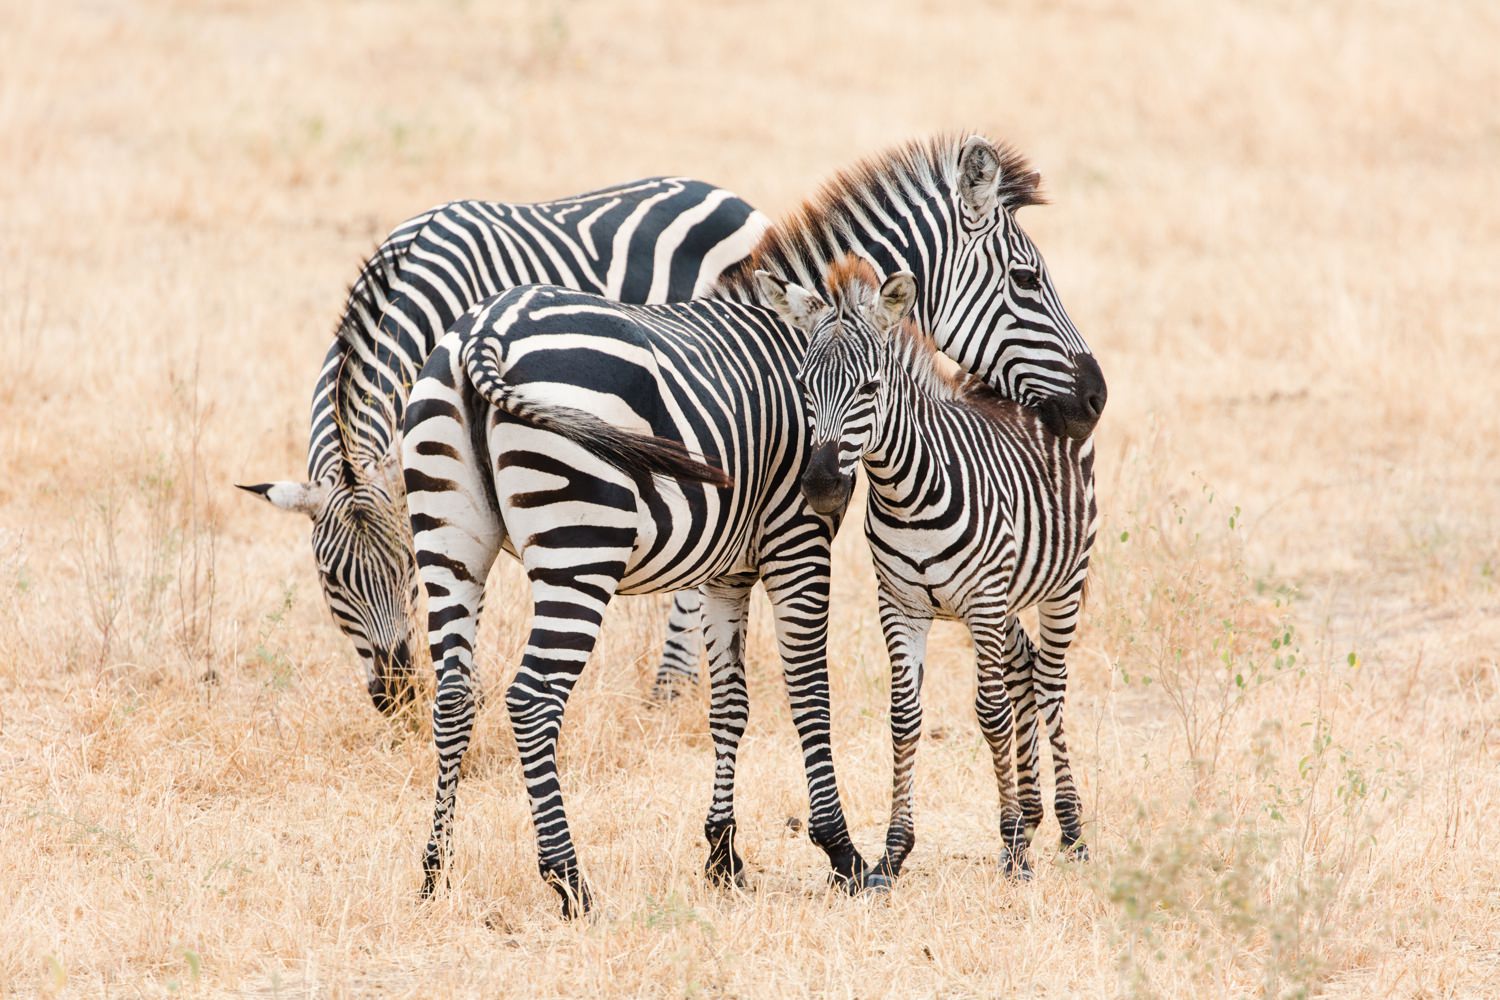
left=2, top=0, right=1498, bottom=996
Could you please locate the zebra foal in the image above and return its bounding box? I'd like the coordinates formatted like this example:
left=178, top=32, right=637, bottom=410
left=771, top=256, right=1098, bottom=878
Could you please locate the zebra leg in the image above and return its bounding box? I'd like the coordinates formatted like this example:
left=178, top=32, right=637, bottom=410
left=699, top=579, right=754, bottom=887
left=507, top=562, right=624, bottom=919
left=874, top=600, right=932, bottom=881
left=1037, top=593, right=1088, bottom=860
left=650, top=589, right=704, bottom=700
left=408, top=351, right=503, bottom=898
left=1001, top=617, right=1046, bottom=852
left=973, top=623, right=1030, bottom=880
left=760, top=555, right=882, bottom=893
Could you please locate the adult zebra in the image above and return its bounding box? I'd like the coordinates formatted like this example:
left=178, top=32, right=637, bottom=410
left=770, top=256, right=1097, bottom=879
left=238, top=177, right=767, bottom=712
left=404, top=134, right=1107, bottom=916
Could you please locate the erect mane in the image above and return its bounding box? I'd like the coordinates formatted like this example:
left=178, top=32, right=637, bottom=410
left=716, top=132, right=1044, bottom=297
left=325, top=244, right=406, bottom=480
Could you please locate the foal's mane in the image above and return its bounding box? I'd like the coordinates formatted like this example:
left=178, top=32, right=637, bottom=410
left=716, top=132, right=1043, bottom=298
left=823, top=255, right=1021, bottom=420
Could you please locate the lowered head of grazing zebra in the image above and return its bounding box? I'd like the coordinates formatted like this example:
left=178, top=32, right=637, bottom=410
left=722, top=134, right=1106, bottom=441
left=238, top=451, right=418, bottom=712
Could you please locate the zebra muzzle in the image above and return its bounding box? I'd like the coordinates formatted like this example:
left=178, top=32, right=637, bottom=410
left=800, top=443, right=853, bottom=516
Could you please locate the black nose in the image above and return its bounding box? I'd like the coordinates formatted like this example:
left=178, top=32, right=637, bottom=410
left=1077, top=354, right=1107, bottom=419
left=799, top=443, right=853, bottom=516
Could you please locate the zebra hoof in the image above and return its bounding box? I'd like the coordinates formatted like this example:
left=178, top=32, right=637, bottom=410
left=859, top=870, right=893, bottom=895
left=544, top=869, right=594, bottom=920
left=1061, top=839, right=1090, bottom=863
left=1001, top=849, right=1034, bottom=882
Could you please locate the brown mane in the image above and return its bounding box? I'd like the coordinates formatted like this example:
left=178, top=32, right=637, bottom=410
left=824, top=252, right=1028, bottom=425
left=717, top=133, right=1044, bottom=297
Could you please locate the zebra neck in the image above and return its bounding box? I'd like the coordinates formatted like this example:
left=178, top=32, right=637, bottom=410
left=861, top=358, right=951, bottom=513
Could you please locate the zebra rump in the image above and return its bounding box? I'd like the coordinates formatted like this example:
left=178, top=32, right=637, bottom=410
left=460, top=329, right=732, bottom=489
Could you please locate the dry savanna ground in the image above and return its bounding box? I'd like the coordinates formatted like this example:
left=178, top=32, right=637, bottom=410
left=2, top=1, right=1498, bottom=996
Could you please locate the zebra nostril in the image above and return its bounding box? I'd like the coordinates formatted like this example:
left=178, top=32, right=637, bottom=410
left=1085, top=392, right=1105, bottom=418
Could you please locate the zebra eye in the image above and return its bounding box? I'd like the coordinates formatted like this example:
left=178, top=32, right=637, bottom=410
left=858, top=378, right=882, bottom=396
left=1012, top=268, right=1040, bottom=291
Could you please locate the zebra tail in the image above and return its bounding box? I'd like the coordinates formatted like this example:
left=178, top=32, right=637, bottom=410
left=463, top=343, right=733, bottom=489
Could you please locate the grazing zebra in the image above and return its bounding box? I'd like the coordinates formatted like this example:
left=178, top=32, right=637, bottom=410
left=646, top=133, right=1107, bottom=695
left=403, top=134, right=1106, bottom=916
left=238, top=177, right=767, bottom=712
left=771, top=256, right=1097, bottom=879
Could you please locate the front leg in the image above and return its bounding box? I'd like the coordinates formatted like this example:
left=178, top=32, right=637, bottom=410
left=698, top=578, right=754, bottom=888
left=651, top=589, right=705, bottom=700
left=760, top=548, right=883, bottom=893
left=874, top=598, right=933, bottom=881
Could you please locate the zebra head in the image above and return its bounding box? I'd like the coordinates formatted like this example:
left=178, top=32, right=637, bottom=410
left=238, top=451, right=419, bottom=713
left=931, top=136, right=1106, bottom=440
left=759, top=262, right=918, bottom=516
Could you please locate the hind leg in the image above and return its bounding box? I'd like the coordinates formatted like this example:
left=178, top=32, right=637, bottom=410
left=507, top=556, right=626, bottom=918
left=405, top=341, right=504, bottom=896
left=1037, top=592, right=1088, bottom=859
left=972, top=621, right=1030, bottom=879
left=651, top=589, right=704, bottom=700
left=1001, top=617, right=1045, bottom=853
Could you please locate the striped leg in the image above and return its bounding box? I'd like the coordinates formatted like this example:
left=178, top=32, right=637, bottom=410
left=1037, top=592, right=1087, bottom=859
left=973, top=622, right=1030, bottom=879
left=410, top=353, right=504, bottom=898
left=700, top=579, right=754, bottom=887
left=651, top=589, right=704, bottom=700
left=507, top=560, right=626, bottom=919
left=874, top=599, right=932, bottom=881
left=1001, top=617, right=1046, bottom=851
left=761, top=552, right=883, bottom=892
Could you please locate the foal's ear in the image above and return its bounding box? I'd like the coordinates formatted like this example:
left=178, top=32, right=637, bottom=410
left=755, top=269, right=830, bottom=330
left=237, top=480, right=330, bottom=517
left=876, top=272, right=918, bottom=331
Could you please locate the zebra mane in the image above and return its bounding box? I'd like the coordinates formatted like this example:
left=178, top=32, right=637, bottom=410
left=717, top=132, right=1043, bottom=297
left=326, top=245, right=405, bottom=481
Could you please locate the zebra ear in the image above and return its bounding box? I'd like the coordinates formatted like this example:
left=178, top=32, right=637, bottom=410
left=754, top=270, right=790, bottom=315
left=237, top=480, right=330, bottom=517
left=755, top=269, right=829, bottom=331
left=363, top=451, right=405, bottom=498
left=958, top=136, right=1003, bottom=216
left=876, top=272, right=918, bottom=330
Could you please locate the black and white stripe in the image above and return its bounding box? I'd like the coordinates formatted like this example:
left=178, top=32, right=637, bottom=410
left=775, top=257, right=1097, bottom=880
left=238, top=178, right=767, bottom=711
left=404, top=135, right=1107, bottom=915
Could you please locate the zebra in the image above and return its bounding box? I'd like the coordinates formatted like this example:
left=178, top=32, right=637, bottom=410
left=769, top=255, right=1097, bottom=880
left=402, top=134, right=1107, bottom=916
left=237, top=177, right=768, bottom=712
